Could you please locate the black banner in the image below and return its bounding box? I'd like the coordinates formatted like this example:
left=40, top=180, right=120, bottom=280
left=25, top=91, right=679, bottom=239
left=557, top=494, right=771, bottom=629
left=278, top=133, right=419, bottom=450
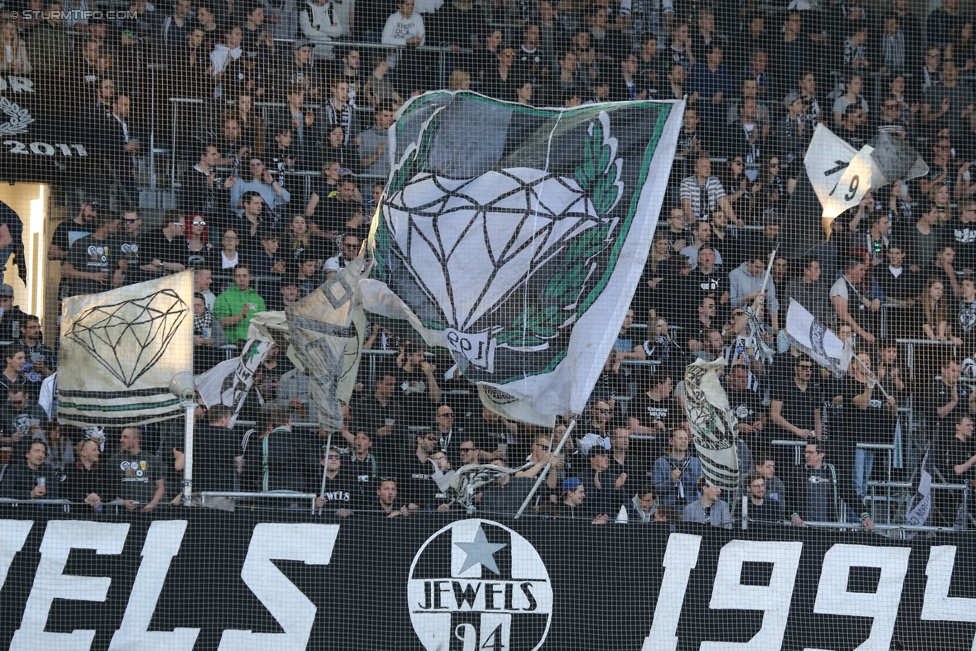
left=0, top=75, right=98, bottom=184
left=1, top=509, right=976, bottom=650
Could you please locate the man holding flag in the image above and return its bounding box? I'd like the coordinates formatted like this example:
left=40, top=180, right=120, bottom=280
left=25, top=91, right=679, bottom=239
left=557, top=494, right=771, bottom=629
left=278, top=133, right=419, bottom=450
left=830, top=256, right=876, bottom=345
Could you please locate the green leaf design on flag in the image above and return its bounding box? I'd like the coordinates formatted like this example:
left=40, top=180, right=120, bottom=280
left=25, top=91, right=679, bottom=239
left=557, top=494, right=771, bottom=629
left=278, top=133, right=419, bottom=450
left=373, top=110, right=441, bottom=280
left=500, top=113, right=622, bottom=349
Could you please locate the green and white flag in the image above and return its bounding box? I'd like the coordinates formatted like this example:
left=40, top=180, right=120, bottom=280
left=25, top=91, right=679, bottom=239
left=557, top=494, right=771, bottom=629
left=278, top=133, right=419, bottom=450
left=366, top=92, right=683, bottom=420
left=58, top=271, right=193, bottom=427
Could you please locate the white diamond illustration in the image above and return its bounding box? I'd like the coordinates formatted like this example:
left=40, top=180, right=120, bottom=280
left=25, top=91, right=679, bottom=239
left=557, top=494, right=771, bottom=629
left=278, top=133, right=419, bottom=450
left=384, top=168, right=611, bottom=332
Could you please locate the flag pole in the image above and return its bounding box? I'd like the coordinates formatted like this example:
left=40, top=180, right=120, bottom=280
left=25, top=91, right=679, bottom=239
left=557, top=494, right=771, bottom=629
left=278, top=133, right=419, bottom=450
left=318, top=430, right=333, bottom=515
left=851, top=353, right=893, bottom=400
left=757, top=245, right=778, bottom=299
left=514, top=418, right=577, bottom=520
left=742, top=246, right=778, bottom=358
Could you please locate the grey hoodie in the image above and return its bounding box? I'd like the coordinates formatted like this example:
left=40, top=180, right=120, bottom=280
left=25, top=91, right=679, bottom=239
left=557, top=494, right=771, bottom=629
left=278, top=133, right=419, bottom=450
left=729, top=261, right=780, bottom=317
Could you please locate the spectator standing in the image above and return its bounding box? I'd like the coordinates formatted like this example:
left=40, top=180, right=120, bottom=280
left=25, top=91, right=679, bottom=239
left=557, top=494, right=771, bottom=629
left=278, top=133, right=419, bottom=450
left=769, top=356, right=822, bottom=479
left=107, top=428, right=165, bottom=512
left=180, top=144, right=237, bottom=223
left=680, top=156, right=738, bottom=224
left=830, top=256, right=876, bottom=344
left=684, top=476, right=732, bottom=527
left=926, top=355, right=976, bottom=443
left=0, top=441, right=59, bottom=500
left=358, top=101, right=394, bottom=179
left=688, top=44, right=734, bottom=129
left=63, top=212, right=122, bottom=297
left=729, top=250, right=780, bottom=333
left=18, top=316, right=54, bottom=387
left=229, top=156, right=291, bottom=226
left=652, top=428, right=702, bottom=514
left=214, top=265, right=266, bottom=344
left=937, top=414, right=976, bottom=526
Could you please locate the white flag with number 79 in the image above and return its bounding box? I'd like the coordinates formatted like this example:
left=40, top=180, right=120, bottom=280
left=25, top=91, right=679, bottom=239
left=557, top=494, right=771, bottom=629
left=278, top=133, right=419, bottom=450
left=806, top=124, right=928, bottom=219
left=804, top=124, right=860, bottom=219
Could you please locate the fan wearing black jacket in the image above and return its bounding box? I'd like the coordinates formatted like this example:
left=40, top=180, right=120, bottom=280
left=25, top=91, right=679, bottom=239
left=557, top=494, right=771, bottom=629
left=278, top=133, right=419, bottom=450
left=63, top=438, right=107, bottom=510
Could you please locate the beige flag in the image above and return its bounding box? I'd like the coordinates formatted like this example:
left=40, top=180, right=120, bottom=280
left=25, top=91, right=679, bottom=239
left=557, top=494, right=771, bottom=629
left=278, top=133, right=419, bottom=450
left=58, top=271, right=193, bottom=427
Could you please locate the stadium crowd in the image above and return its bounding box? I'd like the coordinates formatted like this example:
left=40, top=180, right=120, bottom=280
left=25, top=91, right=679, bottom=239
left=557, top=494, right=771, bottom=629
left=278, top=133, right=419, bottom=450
left=0, top=0, right=975, bottom=527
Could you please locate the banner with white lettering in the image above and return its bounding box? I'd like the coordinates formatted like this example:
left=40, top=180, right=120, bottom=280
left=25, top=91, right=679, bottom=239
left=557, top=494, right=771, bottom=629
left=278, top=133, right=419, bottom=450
left=0, top=511, right=974, bottom=651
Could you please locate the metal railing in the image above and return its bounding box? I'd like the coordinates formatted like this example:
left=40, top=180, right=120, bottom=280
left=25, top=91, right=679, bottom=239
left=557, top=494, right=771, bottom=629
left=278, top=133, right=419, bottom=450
left=199, top=491, right=320, bottom=512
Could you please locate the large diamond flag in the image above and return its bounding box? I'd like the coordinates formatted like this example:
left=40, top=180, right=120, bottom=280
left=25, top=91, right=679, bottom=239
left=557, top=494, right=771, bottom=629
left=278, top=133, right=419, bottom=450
left=58, top=271, right=193, bottom=427
left=366, top=92, right=684, bottom=419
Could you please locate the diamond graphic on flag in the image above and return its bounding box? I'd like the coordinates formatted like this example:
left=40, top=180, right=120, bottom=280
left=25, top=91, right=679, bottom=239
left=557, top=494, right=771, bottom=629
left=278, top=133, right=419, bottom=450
left=385, top=167, right=614, bottom=332
left=380, top=111, right=623, bottom=373
left=65, top=289, right=189, bottom=387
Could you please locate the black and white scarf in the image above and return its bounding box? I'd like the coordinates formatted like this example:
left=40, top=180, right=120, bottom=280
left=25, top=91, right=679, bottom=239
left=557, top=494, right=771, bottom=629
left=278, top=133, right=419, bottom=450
left=194, top=308, right=214, bottom=335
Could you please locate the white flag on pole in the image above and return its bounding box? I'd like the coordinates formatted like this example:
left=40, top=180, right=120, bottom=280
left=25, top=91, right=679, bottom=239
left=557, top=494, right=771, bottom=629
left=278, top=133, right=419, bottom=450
left=785, top=299, right=853, bottom=378
left=806, top=124, right=929, bottom=219
left=367, top=92, right=684, bottom=420
left=805, top=124, right=859, bottom=219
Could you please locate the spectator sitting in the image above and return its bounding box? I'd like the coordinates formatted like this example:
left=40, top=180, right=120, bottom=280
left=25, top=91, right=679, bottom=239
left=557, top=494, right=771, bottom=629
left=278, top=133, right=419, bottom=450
left=579, top=444, right=628, bottom=520
left=374, top=478, right=410, bottom=517
left=625, top=485, right=663, bottom=523
left=546, top=477, right=609, bottom=523
left=311, top=446, right=356, bottom=516
left=787, top=441, right=847, bottom=527
left=741, top=470, right=781, bottom=522
left=250, top=228, right=287, bottom=281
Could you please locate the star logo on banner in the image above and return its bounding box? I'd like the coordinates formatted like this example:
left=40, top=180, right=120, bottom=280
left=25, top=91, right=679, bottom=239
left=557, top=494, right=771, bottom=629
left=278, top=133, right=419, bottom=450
left=246, top=341, right=263, bottom=361
left=455, top=525, right=506, bottom=575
